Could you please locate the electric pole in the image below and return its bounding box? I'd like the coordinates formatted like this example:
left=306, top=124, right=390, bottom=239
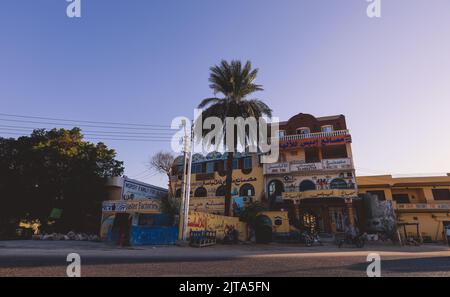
left=178, top=120, right=193, bottom=241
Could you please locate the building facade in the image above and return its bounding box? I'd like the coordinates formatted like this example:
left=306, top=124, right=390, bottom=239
left=357, top=174, right=450, bottom=242
left=264, top=113, right=361, bottom=234
left=170, top=152, right=264, bottom=215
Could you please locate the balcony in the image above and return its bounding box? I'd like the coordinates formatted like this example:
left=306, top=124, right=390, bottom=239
left=264, top=158, right=353, bottom=174
left=281, top=129, right=350, bottom=141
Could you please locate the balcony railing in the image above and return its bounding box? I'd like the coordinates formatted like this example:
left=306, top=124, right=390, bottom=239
left=281, top=129, right=350, bottom=141
left=264, top=158, right=353, bottom=174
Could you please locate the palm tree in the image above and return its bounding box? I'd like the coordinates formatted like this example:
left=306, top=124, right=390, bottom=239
left=197, top=60, right=272, bottom=216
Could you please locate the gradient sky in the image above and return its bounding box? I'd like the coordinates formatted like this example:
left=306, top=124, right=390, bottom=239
left=1, top=0, right=450, bottom=187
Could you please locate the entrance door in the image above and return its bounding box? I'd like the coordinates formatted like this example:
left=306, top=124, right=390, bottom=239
left=301, top=211, right=319, bottom=234
left=111, top=213, right=131, bottom=246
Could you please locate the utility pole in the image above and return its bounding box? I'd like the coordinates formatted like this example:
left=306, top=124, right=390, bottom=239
left=178, top=120, right=193, bottom=241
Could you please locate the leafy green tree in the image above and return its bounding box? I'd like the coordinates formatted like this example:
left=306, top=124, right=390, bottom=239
left=0, top=128, right=124, bottom=236
left=197, top=60, right=272, bottom=216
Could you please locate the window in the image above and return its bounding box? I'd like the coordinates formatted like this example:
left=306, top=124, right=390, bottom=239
left=330, top=178, right=348, bottom=189
left=305, top=147, right=320, bottom=163
left=433, top=189, right=450, bottom=201
left=239, top=183, right=255, bottom=196
left=393, top=194, right=410, bottom=204
left=278, top=130, right=286, bottom=138
left=225, top=159, right=239, bottom=170
left=322, top=145, right=348, bottom=159
left=194, top=187, right=207, bottom=197
left=206, top=162, right=215, bottom=173
left=216, top=185, right=225, bottom=197
left=367, top=190, right=386, bottom=201
left=268, top=180, right=284, bottom=199
left=299, top=180, right=316, bottom=192
left=321, top=125, right=333, bottom=133
left=296, top=127, right=310, bottom=135
left=243, top=157, right=252, bottom=169
left=191, top=163, right=203, bottom=174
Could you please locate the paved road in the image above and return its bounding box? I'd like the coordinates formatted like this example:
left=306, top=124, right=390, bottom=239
left=0, top=241, right=449, bottom=277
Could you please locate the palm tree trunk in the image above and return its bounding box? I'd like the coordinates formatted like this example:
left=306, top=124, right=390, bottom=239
left=224, top=151, right=234, bottom=216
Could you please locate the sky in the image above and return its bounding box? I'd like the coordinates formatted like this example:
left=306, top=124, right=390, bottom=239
left=1, top=0, right=450, bottom=187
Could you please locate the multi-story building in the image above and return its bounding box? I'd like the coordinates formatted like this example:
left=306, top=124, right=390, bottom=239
left=264, top=113, right=361, bottom=234
left=357, top=174, right=450, bottom=242
left=170, top=152, right=264, bottom=215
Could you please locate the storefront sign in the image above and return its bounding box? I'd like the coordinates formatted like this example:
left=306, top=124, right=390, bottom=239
left=290, top=161, right=323, bottom=172
left=322, top=158, right=352, bottom=170
left=396, top=203, right=450, bottom=210
left=122, top=179, right=166, bottom=200
left=264, top=162, right=289, bottom=174
left=102, top=199, right=161, bottom=214
left=282, top=189, right=357, bottom=200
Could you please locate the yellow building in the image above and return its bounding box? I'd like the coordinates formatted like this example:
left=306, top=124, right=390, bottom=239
left=357, top=174, right=450, bottom=242
left=170, top=152, right=264, bottom=215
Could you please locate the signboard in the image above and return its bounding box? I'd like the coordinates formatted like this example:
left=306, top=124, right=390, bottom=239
left=122, top=179, right=167, bottom=200
left=322, top=158, right=352, bottom=170
left=102, top=199, right=161, bottom=214
left=189, top=197, right=225, bottom=213
left=264, top=162, right=289, bottom=174
left=290, top=161, right=323, bottom=172
left=282, top=189, right=357, bottom=200
left=280, top=135, right=352, bottom=150
left=396, top=203, right=450, bottom=210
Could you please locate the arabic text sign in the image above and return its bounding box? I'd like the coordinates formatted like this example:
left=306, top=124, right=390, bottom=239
left=282, top=189, right=357, bottom=200
left=322, top=158, right=352, bottom=170
left=290, top=161, right=322, bottom=172
left=264, top=162, right=290, bottom=174
left=280, top=135, right=352, bottom=150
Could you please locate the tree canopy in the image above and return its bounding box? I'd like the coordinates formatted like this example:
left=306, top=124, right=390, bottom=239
left=0, top=128, right=124, bottom=236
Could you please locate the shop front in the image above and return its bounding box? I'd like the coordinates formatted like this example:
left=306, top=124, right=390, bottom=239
left=100, top=199, right=178, bottom=246
left=282, top=189, right=365, bottom=235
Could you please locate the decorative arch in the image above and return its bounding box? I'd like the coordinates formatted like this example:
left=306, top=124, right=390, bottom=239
left=299, top=180, right=316, bottom=192
left=215, top=185, right=226, bottom=197
left=239, top=183, right=255, bottom=197
left=194, top=187, right=207, bottom=197
left=268, top=180, right=284, bottom=201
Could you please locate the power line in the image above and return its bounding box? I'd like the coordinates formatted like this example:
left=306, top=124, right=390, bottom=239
left=0, top=125, right=175, bottom=135
left=0, top=118, right=175, bottom=131
left=0, top=131, right=172, bottom=142
left=0, top=112, right=171, bottom=128
left=0, top=127, right=175, bottom=138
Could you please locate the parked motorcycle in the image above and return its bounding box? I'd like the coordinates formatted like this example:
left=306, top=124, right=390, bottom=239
left=336, top=233, right=367, bottom=248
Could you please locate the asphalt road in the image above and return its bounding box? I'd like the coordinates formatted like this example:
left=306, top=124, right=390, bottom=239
left=0, top=241, right=449, bottom=277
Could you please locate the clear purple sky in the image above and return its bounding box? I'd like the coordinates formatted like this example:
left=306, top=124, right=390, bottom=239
left=1, top=0, right=450, bottom=187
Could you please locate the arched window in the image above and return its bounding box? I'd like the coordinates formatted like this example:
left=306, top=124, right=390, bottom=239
left=215, top=185, right=226, bottom=197
left=194, top=187, right=207, bottom=197
left=239, top=183, right=255, bottom=197
left=268, top=180, right=284, bottom=200
left=299, top=180, right=316, bottom=192
left=175, top=189, right=182, bottom=198
left=330, top=178, right=348, bottom=189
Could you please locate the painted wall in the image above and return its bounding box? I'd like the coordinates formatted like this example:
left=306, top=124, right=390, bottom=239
left=187, top=211, right=247, bottom=241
